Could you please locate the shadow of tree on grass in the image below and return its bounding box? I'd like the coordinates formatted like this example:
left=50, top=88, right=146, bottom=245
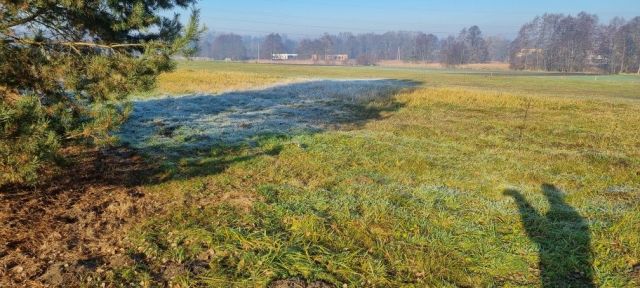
left=118, top=79, right=416, bottom=181
left=504, top=184, right=594, bottom=288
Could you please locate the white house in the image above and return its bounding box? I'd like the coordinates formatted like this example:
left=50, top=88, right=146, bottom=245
left=272, top=54, right=298, bottom=60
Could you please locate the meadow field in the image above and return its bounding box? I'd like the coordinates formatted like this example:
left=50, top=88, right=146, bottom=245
left=96, top=61, right=640, bottom=287
left=4, top=61, right=638, bottom=287
left=4, top=1, right=640, bottom=287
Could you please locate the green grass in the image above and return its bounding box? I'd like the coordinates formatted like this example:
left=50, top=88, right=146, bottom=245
left=104, top=61, right=639, bottom=287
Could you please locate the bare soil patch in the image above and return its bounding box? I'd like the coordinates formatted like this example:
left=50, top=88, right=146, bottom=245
left=0, top=147, right=156, bottom=287
left=269, top=278, right=333, bottom=288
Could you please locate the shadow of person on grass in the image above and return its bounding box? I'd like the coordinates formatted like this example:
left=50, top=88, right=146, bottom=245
left=504, top=184, right=594, bottom=287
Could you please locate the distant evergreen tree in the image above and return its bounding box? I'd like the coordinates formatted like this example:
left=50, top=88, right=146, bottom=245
left=212, top=33, right=247, bottom=60
left=0, top=1, right=202, bottom=185
left=260, top=33, right=286, bottom=59
left=465, top=26, right=490, bottom=63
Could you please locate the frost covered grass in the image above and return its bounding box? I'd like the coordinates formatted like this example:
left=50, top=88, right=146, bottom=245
left=122, top=80, right=412, bottom=149
left=102, top=62, right=640, bottom=287
left=119, top=80, right=414, bottom=178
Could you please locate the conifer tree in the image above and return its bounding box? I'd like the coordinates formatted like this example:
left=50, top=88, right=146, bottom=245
left=0, top=1, right=202, bottom=185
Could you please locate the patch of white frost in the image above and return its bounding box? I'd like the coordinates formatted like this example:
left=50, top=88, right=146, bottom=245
left=118, top=79, right=413, bottom=153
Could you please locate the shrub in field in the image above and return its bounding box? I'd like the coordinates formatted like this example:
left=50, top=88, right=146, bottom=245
left=0, top=1, right=203, bottom=185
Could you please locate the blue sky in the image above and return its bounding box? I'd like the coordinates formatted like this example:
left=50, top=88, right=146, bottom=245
left=176, top=0, right=640, bottom=39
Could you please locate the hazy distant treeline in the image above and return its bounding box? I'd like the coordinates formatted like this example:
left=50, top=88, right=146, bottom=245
left=198, top=12, right=640, bottom=73
left=198, top=27, right=508, bottom=66
left=511, top=13, right=640, bottom=73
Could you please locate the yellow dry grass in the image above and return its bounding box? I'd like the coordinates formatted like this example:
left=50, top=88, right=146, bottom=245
left=377, top=60, right=510, bottom=70
left=155, top=69, right=285, bottom=95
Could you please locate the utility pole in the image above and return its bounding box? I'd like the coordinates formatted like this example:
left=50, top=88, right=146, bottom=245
left=397, top=46, right=400, bottom=61
left=257, top=42, right=260, bottom=63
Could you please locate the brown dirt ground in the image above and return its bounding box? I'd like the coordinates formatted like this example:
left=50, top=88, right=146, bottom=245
left=0, top=148, right=337, bottom=287
left=0, top=147, right=157, bottom=287
left=268, top=278, right=333, bottom=288
left=633, top=263, right=640, bottom=282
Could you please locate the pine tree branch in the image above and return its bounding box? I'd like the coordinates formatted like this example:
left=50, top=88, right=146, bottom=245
left=0, top=10, right=45, bottom=30
left=2, top=37, right=152, bottom=50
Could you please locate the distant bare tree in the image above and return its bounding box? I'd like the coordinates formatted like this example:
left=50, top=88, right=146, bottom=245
left=320, top=33, right=335, bottom=59
left=486, top=36, right=510, bottom=62
left=613, top=17, right=640, bottom=73
left=547, top=13, right=598, bottom=72
left=338, top=32, right=360, bottom=59
left=441, top=36, right=465, bottom=66
left=457, top=28, right=470, bottom=63
left=414, top=33, right=439, bottom=62
left=510, top=19, right=537, bottom=70
left=595, top=17, right=626, bottom=73
left=441, top=26, right=489, bottom=66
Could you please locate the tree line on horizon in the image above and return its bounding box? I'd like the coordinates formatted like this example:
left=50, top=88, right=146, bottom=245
left=198, top=27, right=508, bottom=66
left=510, top=13, right=640, bottom=73
left=199, top=12, right=640, bottom=73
